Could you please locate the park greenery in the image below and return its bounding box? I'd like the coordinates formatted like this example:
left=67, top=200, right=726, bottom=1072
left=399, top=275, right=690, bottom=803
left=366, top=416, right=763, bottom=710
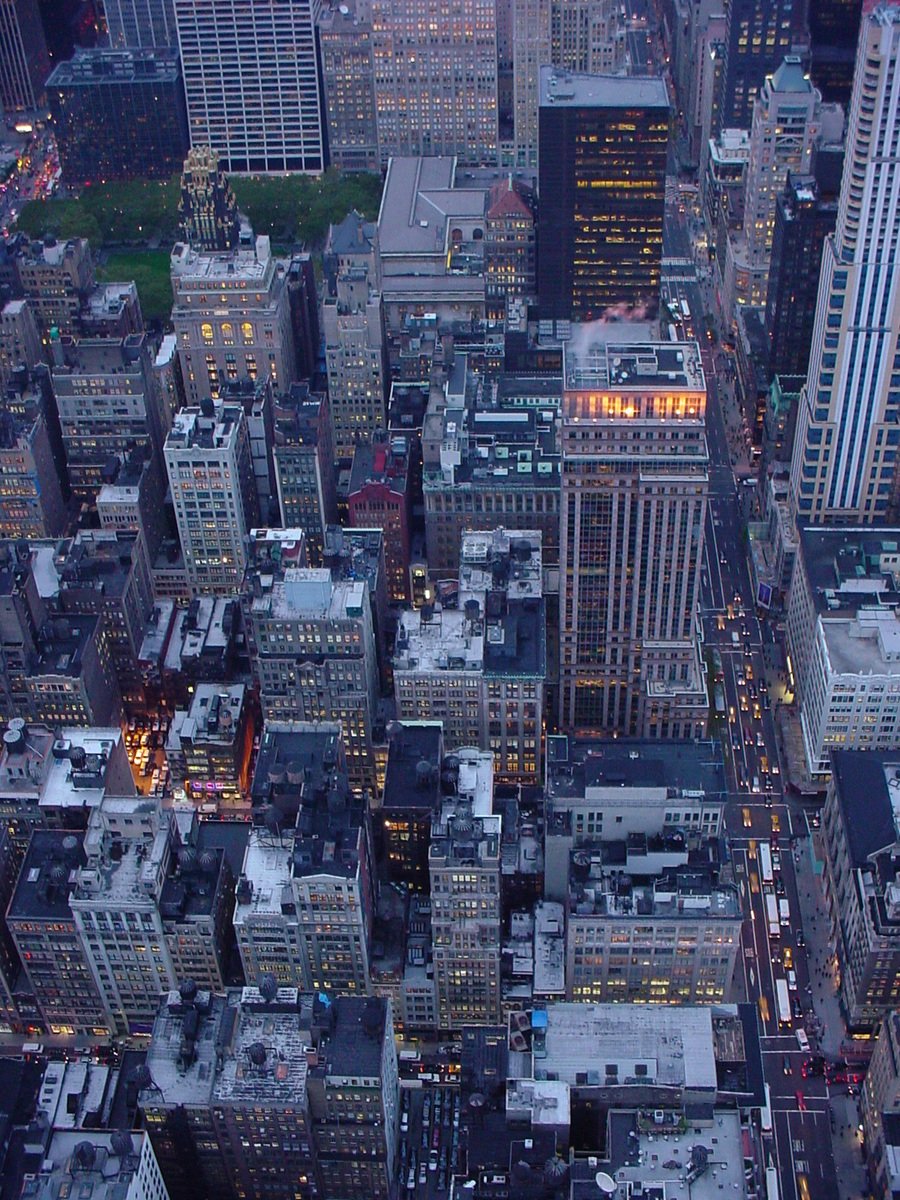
left=15, top=169, right=384, bottom=251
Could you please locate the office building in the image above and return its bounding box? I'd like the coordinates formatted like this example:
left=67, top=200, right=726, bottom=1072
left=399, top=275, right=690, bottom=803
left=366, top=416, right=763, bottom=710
left=221, top=375, right=277, bottom=522
left=166, top=683, right=254, bottom=814
left=791, top=4, right=900, bottom=525
left=370, top=0, right=498, bottom=165
left=51, top=334, right=165, bottom=502
left=565, top=838, right=741, bottom=1004
left=48, top=49, right=188, bottom=184
left=537, top=68, right=669, bottom=321
left=27, top=613, right=122, bottom=727
left=423, top=357, right=560, bottom=577
left=862, top=1010, right=900, bottom=1200
left=379, top=721, right=443, bottom=890
left=243, top=562, right=379, bottom=793
left=375, top=156, right=488, bottom=334
left=809, top=0, right=863, bottom=106
left=721, top=57, right=838, bottom=315
left=140, top=987, right=398, bottom=1200
left=317, top=0, right=378, bottom=173
left=347, top=434, right=412, bottom=603
left=24, top=1132, right=171, bottom=1200
left=765, top=165, right=841, bottom=380
left=272, top=388, right=338, bottom=563
left=511, top=0, right=550, bottom=169
left=178, top=145, right=240, bottom=251
left=718, top=0, right=807, bottom=133
left=104, top=0, right=177, bottom=49
left=52, top=529, right=155, bottom=712
left=429, top=747, right=501, bottom=1029
left=16, top=237, right=94, bottom=336
left=173, top=0, right=325, bottom=173
left=559, top=330, right=709, bottom=737
left=286, top=254, right=320, bottom=381
left=235, top=723, right=375, bottom=995
left=0, top=299, right=42, bottom=388
left=7, top=829, right=111, bottom=1037
left=394, top=528, right=545, bottom=782
left=97, top=451, right=167, bottom=561
left=484, top=176, right=536, bottom=318
left=170, top=236, right=297, bottom=403
left=786, top=528, right=900, bottom=780
left=79, top=281, right=145, bottom=339
left=0, top=0, right=49, bottom=111
left=821, top=751, right=900, bottom=1032
left=165, top=401, right=259, bottom=595
left=0, top=377, right=67, bottom=539
left=323, top=210, right=387, bottom=456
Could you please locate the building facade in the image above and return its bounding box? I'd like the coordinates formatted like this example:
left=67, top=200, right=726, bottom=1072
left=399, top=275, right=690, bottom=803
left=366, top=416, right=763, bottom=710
left=559, top=332, right=709, bottom=738
left=537, top=68, right=669, bottom=321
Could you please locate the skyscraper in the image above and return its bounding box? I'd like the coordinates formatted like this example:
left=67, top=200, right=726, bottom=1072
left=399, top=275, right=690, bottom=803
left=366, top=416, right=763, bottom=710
left=0, top=0, right=50, bottom=111
left=178, top=146, right=240, bottom=251
left=790, top=3, right=900, bottom=525
left=174, top=0, right=326, bottom=173
left=103, top=0, right=177, bottom=49
left=370, top=0, right=499, bottom=164
left=718, top=0, right=807, bottom=132
left=537, top=68, right=669, bottom=322
left=559, top=330, right=709, bottom=737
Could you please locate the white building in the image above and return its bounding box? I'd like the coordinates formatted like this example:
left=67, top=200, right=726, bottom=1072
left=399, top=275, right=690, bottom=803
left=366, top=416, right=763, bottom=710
left=23, top=1131, right=170, bottom=1200
left=165, top=401, right=259, bottom=595
left=174, top=0, right=325, bottom=173
left=791, top=5, right=900, bottom=525
left=787, top=527, right=900, bottom=779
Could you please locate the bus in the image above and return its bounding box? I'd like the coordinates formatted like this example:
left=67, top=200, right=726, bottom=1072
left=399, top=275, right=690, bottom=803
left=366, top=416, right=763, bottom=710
left=760, top=1082, right=773, bottom=1133
left=776, top=978, right=792, bottom=1026
left=668, top=323, right=678, bottom=342
left=765, top=893, right=780, bottom=938
left=765, top=1166, right=780, bottom=1200
left=779, top=899, right=790, bottom=927
left=681, top=298, right=691, bottom=321
left=714, top=684, right=726, bottom=715
left=759, top=843, right=773, bottom=886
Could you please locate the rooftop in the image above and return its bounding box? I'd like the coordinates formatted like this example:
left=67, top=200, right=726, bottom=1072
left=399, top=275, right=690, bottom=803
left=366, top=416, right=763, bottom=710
left=8, top=829, right=86, bottom=921
left=248, top=566, right=368, bottom=625
left=349, top=437, right=410, bottom=496
left=540, top=66, right=669, bottom=110
left=564, top=331, right=705, bottom=393
left=533, top=901, right=565, bottom=996
left=165, top=403, right=243, bottom=454
left=170, top=236, right=274, bottom=287
left=830, top=751, right=900, bottom=868
left=508, top=1004, right=717, bottom=1094
left=568, top=846, right=741, bottom=921
left=546, top=736, right=727, bottom=803
left=377, top=157, right=486, bottom=260
left=173, top=684, right=246, bottom=746
left=22, top=1130, right=158, bottom=1200
left=250, top=722, right=343, bottom=816
left=382, top=722, right=444, bottom=812
left=47, top=46, right=181, bottom=85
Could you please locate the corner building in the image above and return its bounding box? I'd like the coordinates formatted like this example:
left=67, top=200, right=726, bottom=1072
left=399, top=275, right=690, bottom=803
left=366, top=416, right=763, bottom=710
left=559, top=332, right=709, bottom=736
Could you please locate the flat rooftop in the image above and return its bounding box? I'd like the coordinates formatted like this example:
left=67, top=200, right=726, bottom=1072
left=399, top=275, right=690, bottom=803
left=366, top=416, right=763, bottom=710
left=377, top=156, right=486, bottom=259
left=8, top=829, right=86, bottom=921
left=564, top=332, right=705, bottom=393
left=546, top=736, right=727, bottom=802
left=382, top=722, right=443, bottom=812
left=830, top=750, right=900, bottom=868
left=165, top=404, right=242, bottom=453
left=798, top=526, right=900, bottom=617
left=540, top=66, right=669, bottom=110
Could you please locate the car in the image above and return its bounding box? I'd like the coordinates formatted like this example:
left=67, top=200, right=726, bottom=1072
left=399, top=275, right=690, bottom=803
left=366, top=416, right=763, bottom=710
left=796, top=930, right=805, bottom=947
left=787, top=970, right=798, bottom=991
left=775, top=877, right=786, bottom=895
left=792, top=997, right=804, bottom=1020
left=407, top=1170, right=415, bottom=1191
left=783, top=1054, right=792, bottom=1075
left=418, top=1163, right=427, bottom=1186
left=401, top=1113, right=409, bottom=1133
left=429, top=1150, right=439, bottom=1172
left=795, top=1090, right=807, bottom=1112
left=742, top=807, right=752, bottom=828
left=783, top=946, right=793, bottom=969
left=771, top=813, right=781, bottom=833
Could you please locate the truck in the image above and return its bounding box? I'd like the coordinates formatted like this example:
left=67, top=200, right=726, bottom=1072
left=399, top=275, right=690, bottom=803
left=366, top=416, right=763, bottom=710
left=775, top=978, right=792, bottom=1026
left=765, top=893, right=780, bottom=939
left=779, top=898, right=790, bottom=927
left=714, top=684, right=726, bottom=715
left=765, top=1166, right=780, bottom=1200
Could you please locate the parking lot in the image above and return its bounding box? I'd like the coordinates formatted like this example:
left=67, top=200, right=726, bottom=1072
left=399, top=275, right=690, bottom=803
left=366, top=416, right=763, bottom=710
left=398, top=1086, right=462, bottom=1196
left=123, top=717, right=171, bottom=798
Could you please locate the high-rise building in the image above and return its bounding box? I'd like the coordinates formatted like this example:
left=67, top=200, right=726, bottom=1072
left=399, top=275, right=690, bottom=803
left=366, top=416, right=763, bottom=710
left=7, top=829, right=112, bottom=1037
left=721, top=57, right=836, bottom=314
left=0, top=299, right=42, bottom=389
left=537, top=68, right=669, bottom=321
left=51, top=333, right=166, bottom=502
left=765, top=160, right=841, bottom=380
left=170, top=237, right=297, bottom=403
left=0, top=372, right=68, bottom=539
left=0, top=0, right=49, bottom=111
left=104, top=0, right=177, bottom=49
left=428, top=747, right=501, bottom=1029
left=718, top=0, right=807, bottom=133
left=174, top=0, right=326, bottom=173
left=317, top=0, right=378, bottom=173
left=48, top=48, right=188, bottom=184
left=511, top=0, right=550, bottom=169
left=790, top=4, right=900, bottom=525
left=272, top=388, right=338, bottom=563
left=323, top=211, right=387, bottom=456
left=16, top=237, right=94, bottom=336
left=550, top=0, right=626, bottom=74
left=243, top=562, right=379, bottom=794
left=178, top=146, right=240, bottom=251
left=861, top=1010, right=900, bottom=1200
left=140, top=987, right=398, bottom=1200
left=809, top=0, right=863, bottom=106
left=164, top=401, right=259, bottom=595
left=559, top=331, right=709, bottom=737
left=347, top=434, right=412, bottom=603
left=370, top=0, right=499, bottom=165
left=484, top=176, right=536, bottom=317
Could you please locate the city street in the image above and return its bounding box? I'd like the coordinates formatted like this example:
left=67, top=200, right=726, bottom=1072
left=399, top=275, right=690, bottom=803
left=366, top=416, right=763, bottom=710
left=662, top=189, right=852, bottom=1200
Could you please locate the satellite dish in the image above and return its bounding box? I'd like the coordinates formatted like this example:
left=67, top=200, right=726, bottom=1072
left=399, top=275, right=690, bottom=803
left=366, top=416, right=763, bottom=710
left=595, top=1172, right=616, bottom=1196
left=62, top=835, right=79, bottom=853
left=49, top=863, right=67, bottom=884
left=198, top=850, right=217, bottom=873
left=178, top=847, right=197, bottom=870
